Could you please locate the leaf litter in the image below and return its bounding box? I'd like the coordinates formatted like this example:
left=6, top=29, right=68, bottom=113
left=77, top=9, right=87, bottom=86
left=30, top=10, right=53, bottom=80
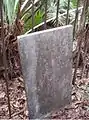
left=0, top=25, right=89, bottom=119
left=0, top=67, right=89, bottom=119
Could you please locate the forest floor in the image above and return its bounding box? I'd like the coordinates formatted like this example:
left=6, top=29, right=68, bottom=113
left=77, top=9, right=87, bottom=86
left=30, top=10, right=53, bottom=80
left=0, top=68, right=89, bottom=119
left=0, top=25, right=89, bottom=119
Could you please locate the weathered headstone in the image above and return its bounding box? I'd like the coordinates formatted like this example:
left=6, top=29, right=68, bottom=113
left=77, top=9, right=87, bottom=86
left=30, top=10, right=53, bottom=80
left=18, top=25, right=73, bottom=119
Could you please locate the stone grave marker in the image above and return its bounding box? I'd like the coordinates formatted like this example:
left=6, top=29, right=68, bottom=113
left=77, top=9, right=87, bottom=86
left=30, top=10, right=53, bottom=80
left=18, top=25, right=73, bottom=119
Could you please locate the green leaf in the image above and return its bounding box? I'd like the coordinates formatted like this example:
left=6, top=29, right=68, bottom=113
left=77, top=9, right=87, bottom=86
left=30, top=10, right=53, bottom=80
left=23, top=10, right=43, bottom=33
left=3, top=0, right=19, bottom=24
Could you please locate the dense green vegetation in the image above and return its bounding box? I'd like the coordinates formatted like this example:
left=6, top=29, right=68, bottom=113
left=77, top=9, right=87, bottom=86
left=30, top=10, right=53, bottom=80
left=3, top=0, right=78, bottom=32
left=3, top=0, right=88, bottom=34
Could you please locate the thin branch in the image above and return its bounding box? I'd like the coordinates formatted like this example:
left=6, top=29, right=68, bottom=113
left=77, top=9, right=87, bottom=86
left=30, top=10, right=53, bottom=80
left=16, top=0, right=22, bottom=21
left=0, top=0, right=11, bottom=118
left=81, top=27, right=89, bottom=78
left=20, top=0, right=40, bottom=17
left=23, top=3, right=43, bottom=22
left=44, top=0, right=48, bottom=29
left=32, top=0, right=35, bottom=32
left=79, top=0, right=89, bottom=31
left=66, top=0, right=70, bottom=25
left=73, top=0, right=79, bottom=40
left=56, top=0, right=60, bottom=27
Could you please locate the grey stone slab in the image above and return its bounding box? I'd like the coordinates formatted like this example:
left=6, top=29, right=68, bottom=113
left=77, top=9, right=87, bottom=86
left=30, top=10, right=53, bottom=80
left=17, top=25, right=73, bottom=119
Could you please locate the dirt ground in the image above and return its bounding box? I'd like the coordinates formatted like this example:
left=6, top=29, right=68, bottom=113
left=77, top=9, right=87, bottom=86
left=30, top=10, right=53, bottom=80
left=0, top=76, right=28, bottom=119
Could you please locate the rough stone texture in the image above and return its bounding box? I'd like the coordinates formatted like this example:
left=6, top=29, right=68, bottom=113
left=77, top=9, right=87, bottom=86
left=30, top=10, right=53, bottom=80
left=18, top=25, right=73, bottom=119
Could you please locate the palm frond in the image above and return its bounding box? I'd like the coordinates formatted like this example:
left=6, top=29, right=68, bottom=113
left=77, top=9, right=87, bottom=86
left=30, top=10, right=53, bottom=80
left=3, top=0, right=19, bottom=24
